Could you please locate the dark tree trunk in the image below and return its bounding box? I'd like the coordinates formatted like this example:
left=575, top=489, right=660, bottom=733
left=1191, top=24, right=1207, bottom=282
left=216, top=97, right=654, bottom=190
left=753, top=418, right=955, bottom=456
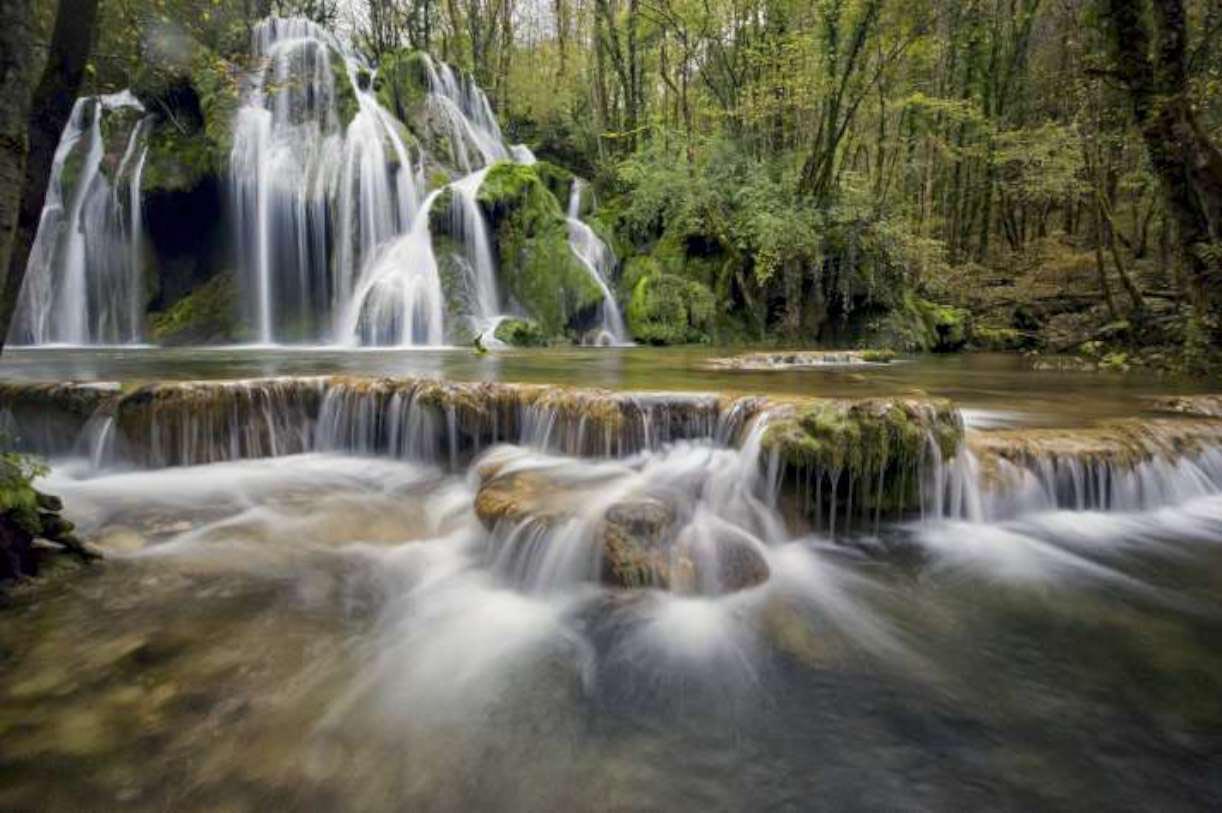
left=1104, top=0, right=1222, bottom=335
left=0, top=0, right=101, bottom=354
left=0, top=0, right=40, bottom=331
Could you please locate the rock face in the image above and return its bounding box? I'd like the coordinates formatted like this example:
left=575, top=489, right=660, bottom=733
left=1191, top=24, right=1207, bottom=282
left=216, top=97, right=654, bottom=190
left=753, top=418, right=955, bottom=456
left=476, top=162, right=604, bottom=337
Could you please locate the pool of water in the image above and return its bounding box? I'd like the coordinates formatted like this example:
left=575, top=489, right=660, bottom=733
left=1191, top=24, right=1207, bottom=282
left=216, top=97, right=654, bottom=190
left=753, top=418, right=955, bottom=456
left=1, top=346, right=1216, bottom=426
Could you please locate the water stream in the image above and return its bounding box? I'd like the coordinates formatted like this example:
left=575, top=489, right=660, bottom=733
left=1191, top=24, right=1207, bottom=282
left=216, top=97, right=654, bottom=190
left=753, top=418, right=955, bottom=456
left=10, top=93, right=150, bottom=346
left=1, top=361, right=1221, bottom=809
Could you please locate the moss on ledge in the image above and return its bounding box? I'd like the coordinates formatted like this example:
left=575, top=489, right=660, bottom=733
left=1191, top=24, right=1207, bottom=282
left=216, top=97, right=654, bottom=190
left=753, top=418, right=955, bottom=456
left=762, top=397, right=963, bottom=523
left=477, top=161, right=602, bottom=337
left=148, top=273, right=240, bottom=345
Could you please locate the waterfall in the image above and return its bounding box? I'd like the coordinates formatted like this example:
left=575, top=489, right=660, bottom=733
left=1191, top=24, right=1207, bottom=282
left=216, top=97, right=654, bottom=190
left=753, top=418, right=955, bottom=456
left=341, top=191, right=446, bottom=346
left=230, top=17, right=422, bottom=344
left=448, top=167, right=500, bottom=326
left=566, top=180, right=627, bottom=345
left=421, top=56, right=510, bottom=172
left=10, top=93, right=150, bottom=346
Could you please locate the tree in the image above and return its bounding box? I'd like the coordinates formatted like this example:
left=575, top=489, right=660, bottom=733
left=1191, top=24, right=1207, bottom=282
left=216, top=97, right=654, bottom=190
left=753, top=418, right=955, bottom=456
left=0, top=0, right=41, bottom=330
left=0, top=0, right=101, bottom=353
left=1104, top=0, right=1222, bottom=334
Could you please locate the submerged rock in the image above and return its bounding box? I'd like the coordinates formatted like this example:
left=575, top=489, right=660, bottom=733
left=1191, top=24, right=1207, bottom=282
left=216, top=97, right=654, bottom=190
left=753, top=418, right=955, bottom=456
left=476, top=465, right=769, bottom=594
left=708, top=349, right=897, bottom=370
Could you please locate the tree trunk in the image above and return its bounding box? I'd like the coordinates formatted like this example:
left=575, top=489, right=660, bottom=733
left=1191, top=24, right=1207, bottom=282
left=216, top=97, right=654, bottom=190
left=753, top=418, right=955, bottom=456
left=0, top=0, right=100, bottom=354
left=1104, top=0, right=1222, bottom=335
left=0, top=0, right=40, bottom=329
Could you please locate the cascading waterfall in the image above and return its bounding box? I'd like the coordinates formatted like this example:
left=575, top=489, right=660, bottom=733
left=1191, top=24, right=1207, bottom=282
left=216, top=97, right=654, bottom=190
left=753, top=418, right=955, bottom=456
left=340, top=192, right=446, bottom=346
left=231, top=17, right=422, bottom=344
left=448, top=167, right=500, bottom=326
left=421, top=55, right=510, bottom=172
left=566, top=180, right=627, bottom=345
left=9, top=93, right=150, bottom=346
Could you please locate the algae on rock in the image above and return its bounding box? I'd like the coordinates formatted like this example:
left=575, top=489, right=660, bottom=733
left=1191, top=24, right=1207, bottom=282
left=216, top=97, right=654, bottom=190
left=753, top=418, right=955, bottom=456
left=476, top=162, right=603, bottom=337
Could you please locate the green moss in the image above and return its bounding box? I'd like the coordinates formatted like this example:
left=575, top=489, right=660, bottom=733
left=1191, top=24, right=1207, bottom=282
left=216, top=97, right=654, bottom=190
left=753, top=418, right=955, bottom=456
left=140, top=126, right=216, bottom=194
left=626, top=272, right=715, bottom=345
left=533, top=161, right=575, bottom=209
left=375, top=48, right=431, bottom=125
left=970, top=325, right=1025, bottom=351
left=860, top=349, right=897, bottom=363
left=477, top=161, right=602, bottom=336
left=148, top=273, right=240, bottom=345
left=877, top=293, right=970, bottom=352
left=330, top=51, right=360, bottom=128
left=494, top=318, right=547, bottom=347
left=762, top=398, right=963, bottom=520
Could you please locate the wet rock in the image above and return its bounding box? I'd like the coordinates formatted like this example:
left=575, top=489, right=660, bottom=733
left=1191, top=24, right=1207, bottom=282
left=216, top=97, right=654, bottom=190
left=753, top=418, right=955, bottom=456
left=707, top=349, right=895, bottom=370
left=599, top=499, right=680, bottom=589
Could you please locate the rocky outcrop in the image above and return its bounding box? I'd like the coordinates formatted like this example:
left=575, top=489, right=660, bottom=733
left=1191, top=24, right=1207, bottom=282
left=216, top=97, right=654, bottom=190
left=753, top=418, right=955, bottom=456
left=761, top=397, right=963, bottom=529
left=0, top=456, right=99, bottom=581
left=476, top=162, right=604, bottom=337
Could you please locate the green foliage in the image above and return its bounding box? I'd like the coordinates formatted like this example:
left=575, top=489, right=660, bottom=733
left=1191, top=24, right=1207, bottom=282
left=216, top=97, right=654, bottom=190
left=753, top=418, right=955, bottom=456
left=493, top=318, right=548, bottom=347
left=626, top=272, right=716, bottom=345
left=876, top=292, right=969, bottom=352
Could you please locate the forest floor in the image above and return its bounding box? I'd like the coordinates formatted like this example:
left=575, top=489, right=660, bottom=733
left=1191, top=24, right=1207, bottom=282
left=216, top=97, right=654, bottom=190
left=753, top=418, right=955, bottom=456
left=945, top=237, right=1207, bottom=373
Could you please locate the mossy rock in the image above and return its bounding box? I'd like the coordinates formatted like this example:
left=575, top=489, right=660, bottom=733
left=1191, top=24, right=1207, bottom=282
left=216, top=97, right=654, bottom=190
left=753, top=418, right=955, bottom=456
left=141, top=126, right=217, bottom=195
left=330, top=51, right=360, bottom=128
left=762, top=397, right=963, bottom=522
left=533, top=161, right=576, bottom=210
left=626, top=271, right=715, bottom=345
left=132, top=44, right=239, bottom=183
left=148, top=273, right=240, bottom=345
left=494, top=318, right=547, bottom=347
left=970, top=324, right=1027, bottom=351
left=477, top=161, right=602, bottom=336
left=877, top=293, right=970, bottom=353
left=375, top=48, right=431, bottom=126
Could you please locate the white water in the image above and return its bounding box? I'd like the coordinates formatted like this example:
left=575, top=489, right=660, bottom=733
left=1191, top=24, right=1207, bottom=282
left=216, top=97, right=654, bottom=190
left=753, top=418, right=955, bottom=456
left=566, top=180, right=627, bottom=345
left=340, top=192, right=446, bottom=346
left=10, top=93, right=149, bottom=346
left=231, top=17, right=423, bottom=345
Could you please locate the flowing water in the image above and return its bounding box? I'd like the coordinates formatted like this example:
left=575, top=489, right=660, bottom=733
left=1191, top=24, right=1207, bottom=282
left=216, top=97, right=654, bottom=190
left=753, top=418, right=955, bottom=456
left=566, top=180, right=628, bottom=345
left=1, top=349, right=1221, bottom=810
left=10, top=93, right=150, bottom=346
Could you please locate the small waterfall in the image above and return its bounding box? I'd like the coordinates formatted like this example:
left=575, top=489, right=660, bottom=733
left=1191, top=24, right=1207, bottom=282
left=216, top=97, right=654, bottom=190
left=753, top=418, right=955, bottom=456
left=421, top=56, right=510, bottom=173
left=231, top=17, right=422, bottom=344
left=566, top=180, right=627, bottom=345
left=341, top=191, right=446, bottom=346
left=448, top=167, right=500, bottom=324
left=10, top=93, right=150, bottom=346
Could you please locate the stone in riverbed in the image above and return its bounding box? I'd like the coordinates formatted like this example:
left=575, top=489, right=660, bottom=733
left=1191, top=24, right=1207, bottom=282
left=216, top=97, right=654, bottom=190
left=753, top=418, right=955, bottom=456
left=475, top=466, right=770, bottom=594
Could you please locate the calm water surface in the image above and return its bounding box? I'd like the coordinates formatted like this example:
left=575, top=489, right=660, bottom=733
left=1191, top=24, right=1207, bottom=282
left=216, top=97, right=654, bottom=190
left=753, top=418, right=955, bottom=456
left=2, top=346, right=1217, bottom=425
